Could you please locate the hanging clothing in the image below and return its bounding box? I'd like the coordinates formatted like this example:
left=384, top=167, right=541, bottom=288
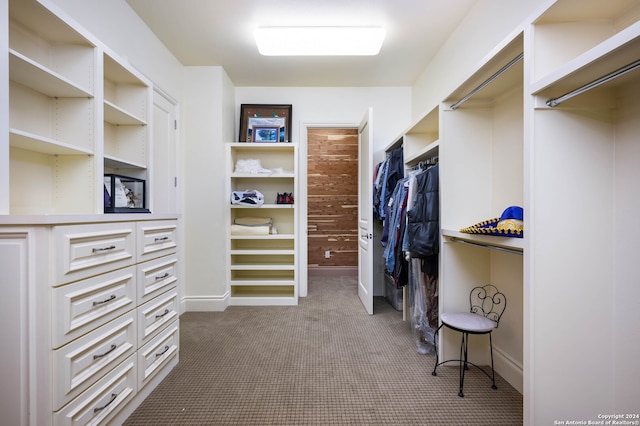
left=409, top=258, right=438, bottom=354
left=407, top=163, right=439, bottom=276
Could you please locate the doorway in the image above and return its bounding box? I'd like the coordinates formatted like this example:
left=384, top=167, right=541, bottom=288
left=306, top=128, right=359, bottom=277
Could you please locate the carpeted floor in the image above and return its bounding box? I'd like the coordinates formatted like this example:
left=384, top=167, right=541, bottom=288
left=124, top=276, right=523, bottom=425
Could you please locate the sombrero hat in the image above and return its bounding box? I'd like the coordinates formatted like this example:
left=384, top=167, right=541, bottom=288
left=460, top=206, right=523, bottom=238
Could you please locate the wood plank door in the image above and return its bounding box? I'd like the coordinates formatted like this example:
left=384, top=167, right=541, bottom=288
left=358, top=108, right=374, bottom=314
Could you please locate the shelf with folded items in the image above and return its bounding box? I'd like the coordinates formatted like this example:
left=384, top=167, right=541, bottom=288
left=226, top=142, right=299, bottom=306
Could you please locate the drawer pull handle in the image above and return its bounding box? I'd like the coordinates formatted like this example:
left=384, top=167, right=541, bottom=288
left=93, top=295, right=116, bottom=306
left=93, top=344, right=117, bottom=360
left=155, top=345, right=170, bottom=358
left=154, top=236, right=169, bottom=242
left=93, top=393, right=117, bottom=413
left=155, top=273, right=170, bottom=280
left=92, top=245, right=116, bottom=253
left=155, top=308, right=170, bottom=319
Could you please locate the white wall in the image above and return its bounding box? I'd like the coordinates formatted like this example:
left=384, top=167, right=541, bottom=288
left=236, top=87, right=411, bottom=156
left=47, top=0, right=183, bottom=98
left=182, top=66, right=235, bottom=311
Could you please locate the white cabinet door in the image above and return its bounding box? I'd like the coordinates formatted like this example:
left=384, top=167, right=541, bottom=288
left=357, top=108, right=374, bottom=314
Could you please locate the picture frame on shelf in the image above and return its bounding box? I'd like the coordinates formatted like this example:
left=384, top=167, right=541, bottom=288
left=253, top=126, right=280, bottom=142
left=239, top=104, right=292, bottom=142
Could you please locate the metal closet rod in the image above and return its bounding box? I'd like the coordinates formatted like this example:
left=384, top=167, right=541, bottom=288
left=546, top=58, right=640, bottom=107
left=450, top=52, right=524, bottom=110
left=449, top=237, right=523, bottom=256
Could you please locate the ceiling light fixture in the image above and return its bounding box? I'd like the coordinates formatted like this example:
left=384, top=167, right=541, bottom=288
left=255, top=26, right=386, bottom=56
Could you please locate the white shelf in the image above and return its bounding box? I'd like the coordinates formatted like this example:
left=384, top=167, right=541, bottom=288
left=531, top=21, right=640, bottom=97
left=230, top=264, right=295, bottom=271
left=404, top=139, right=439, bottom=166
left=230, top=233, right=294, bottom=240
left=231, top=250, right=295, bottom=255
left=104, top=100, right=147, bottom=125
left=231, top=204, right=294, bottom=209
left=229, top=279, right=296, bottom=287
left=9, top=128, right=94, bottom=156
left=442, top=228, right=524, bottom=252
left=104, top=155, right=147, bottom=170
left=9, top=50, right=93, bottom=98
left=231, top=173, right=295, bottom=178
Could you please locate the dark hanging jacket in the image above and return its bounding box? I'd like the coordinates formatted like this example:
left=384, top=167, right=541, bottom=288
left=407, top=164, right=439, bottom=273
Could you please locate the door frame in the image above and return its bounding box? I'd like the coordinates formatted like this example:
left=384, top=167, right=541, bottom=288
left=299, top=121, right=359, bottom=298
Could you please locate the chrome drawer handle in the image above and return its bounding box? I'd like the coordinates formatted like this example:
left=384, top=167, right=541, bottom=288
left=155, top=345, right=170, bottom=358
left=154, top=236, right=169, bottom=242
left=92, top=245, right=116, bottom=253
left=93, top=295, right=116, bottom=306
left=155, top=273, right=170, bottom=281
left=93, top=344, right=117, bottom=360
left=155, top=308, right=169, bottom=319
left=93, top=393, right=117, bottom=413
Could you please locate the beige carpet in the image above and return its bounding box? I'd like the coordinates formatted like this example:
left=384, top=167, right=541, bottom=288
left=124, top=276, right=523, bottom=425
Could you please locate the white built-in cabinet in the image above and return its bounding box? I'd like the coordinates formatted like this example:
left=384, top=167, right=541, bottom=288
left=391, top=0, right=639, bottom=423
left=5, top=0, right=151, bottom=215
left=526, top=0, right=640, bottom=422
left=0, top=217, right=179, bottom=425
left=226, top=142, right=299, bottom=305
left=1, top=0, right=180, bottom=424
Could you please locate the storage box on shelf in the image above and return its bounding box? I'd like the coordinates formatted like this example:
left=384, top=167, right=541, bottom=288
left=526, top=0, right=640, bottom=421
left=226, top=142, right=298, bottom=305
left=438, top=31, right=525, bottom=392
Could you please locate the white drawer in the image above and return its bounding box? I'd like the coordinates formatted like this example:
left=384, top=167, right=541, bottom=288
left=54, top=356, right=136, bottom=426
left=137, top=290, right=178, bottom=347
left=54, top=222, right=135, bottom=286
left=137, top=220, right=177, bottom=263
left=53, top=312, right=136, bottom=411
left=52, top=266, right=136, bottom=349
left=138, top=319, right=179, bottom=390
left=137, top=255, right=178, bottom=305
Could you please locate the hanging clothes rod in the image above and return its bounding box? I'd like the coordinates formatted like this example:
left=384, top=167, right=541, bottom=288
left=449, top=237, right=523, bottom=256
left=450, top=52, right=524, bottom=110
left=546, top=58, right=640, bottom=107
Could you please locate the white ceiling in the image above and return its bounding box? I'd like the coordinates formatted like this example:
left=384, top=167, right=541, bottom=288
left=125, top=0, right=477, bottom=87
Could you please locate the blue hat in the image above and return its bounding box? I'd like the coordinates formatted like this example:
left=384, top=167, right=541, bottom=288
left=460, top=206, right=523, bottom=238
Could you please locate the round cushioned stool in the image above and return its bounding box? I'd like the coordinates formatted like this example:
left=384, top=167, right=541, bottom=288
left=431, top=285, right=506, bottom=397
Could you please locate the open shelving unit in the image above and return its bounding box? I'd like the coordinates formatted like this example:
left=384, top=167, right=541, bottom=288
left=226, top=142, right=299, bottom=305
left=4, top=0, right=152, bottom=215
left=7, top=0, right=97, bottom=214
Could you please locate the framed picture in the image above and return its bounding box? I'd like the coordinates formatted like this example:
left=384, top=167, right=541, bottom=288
left=239, top=104, right=292, bottom=142
left=253, top=126, right=280, bottom=142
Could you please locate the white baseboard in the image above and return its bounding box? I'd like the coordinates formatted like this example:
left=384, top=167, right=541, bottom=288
left=494, top=345, right=523, bottom=394
left=183, top=293, right=229, bottom=312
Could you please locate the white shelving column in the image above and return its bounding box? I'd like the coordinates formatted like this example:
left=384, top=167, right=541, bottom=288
left=226, top=142, right=299, bottom=306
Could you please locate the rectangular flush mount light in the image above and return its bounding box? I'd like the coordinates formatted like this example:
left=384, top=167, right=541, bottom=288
left=255, top=26, right=386, bottom=56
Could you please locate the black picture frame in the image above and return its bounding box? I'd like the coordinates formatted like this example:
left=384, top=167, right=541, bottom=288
left=239, top=104, right=292, bottom=142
